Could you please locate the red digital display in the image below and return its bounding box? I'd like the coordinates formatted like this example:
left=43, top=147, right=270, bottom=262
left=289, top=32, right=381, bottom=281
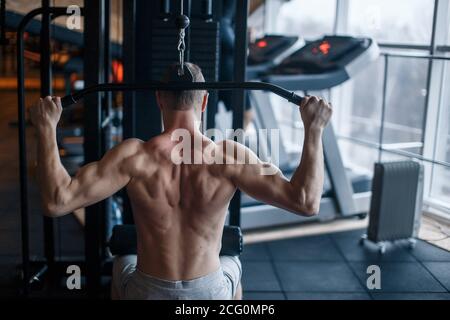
left=311, top=41, right=331, bottom=55
left=257, top=40, right=268, bottom=48
left=318, top=41, right=331, bottom=55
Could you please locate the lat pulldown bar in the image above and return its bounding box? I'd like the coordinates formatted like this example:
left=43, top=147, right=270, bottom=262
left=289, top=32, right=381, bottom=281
left=60, top=81, right=305, bottom=109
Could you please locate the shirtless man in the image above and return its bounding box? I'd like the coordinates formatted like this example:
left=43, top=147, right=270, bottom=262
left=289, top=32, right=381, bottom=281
left=30, top=63, right=332, bottom=300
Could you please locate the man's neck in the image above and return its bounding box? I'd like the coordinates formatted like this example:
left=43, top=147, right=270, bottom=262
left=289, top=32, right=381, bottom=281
left=162, top=109, right=202, bottom=135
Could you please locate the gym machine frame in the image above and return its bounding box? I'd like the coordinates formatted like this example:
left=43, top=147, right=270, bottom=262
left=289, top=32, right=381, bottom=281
left=16, top=4, right=87, bottom=296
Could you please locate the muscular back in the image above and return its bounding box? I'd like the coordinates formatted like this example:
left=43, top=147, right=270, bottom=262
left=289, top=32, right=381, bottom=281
left=34, top=95, right=328, bottom=283
left=125, top=133, right=237, bottom=280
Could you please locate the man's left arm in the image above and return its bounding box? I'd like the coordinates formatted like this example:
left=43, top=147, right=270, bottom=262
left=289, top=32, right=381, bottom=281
left=31, top=96, right=141, bottom=217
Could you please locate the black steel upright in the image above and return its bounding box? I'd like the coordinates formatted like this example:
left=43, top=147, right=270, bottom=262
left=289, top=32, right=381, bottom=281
left=40, top=0, right=56, bottom=285
left=102, top=0, right=114, bottom=242
left=83, top=0, right=106, bottom=296
left=0, top=0, right=6, bottom=45
left=122, top=0, right=163, bottom=224
left=121, top=0, right=136, bottom=224
left=103, top=0, right=112, bottom=117
left=229, top=0, right=249, bottom=227
left=16, top=7, right=41, bottom=299
left=122, top=0, right=136, bottom=140
left=124, top=0, right=162, bottom=141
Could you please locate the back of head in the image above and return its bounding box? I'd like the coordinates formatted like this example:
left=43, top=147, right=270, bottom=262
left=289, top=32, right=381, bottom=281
left=160, top=63, right=206, bottom=111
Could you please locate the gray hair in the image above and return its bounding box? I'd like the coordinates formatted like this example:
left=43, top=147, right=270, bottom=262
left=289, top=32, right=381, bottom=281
left=160, top=63, right=206, bottom=110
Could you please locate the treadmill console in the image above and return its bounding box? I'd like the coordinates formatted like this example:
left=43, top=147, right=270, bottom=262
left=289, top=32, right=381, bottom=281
left=248, top=35, right=300, bottom=66
left=246, top=35, right=305, bottom=79
left=262, top=35, right=379, bottom=91
left=273, top=36, right=372, bottom=75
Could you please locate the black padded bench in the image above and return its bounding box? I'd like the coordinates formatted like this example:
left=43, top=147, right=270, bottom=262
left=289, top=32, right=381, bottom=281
left=108, top=225, right=243, bottom=257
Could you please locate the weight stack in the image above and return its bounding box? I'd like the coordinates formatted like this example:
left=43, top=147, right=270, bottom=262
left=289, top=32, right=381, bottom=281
left=149, top=20, right=220, bottom=83
left=149, top=18, right=220, bottom=130
left=190, top=20, right=220, bottom=130
left=367, top=161, right=424, bottom=242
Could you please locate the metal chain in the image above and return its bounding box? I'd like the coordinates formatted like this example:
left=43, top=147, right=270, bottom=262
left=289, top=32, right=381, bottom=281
left=177, top=0, right=185, bottom=76
left=177, top=28, right=186, bottom=76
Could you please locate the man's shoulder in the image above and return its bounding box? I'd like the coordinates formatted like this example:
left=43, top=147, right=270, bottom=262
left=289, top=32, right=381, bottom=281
left=215, top=139, right=246, bottom=152
left=118, top=138, right=162, bottom=176
left=120, top=138, right=145, bottom=149
left=215, top=139, right=252, bottom=159
left=121, top=136, right=165, bottom=153
left=114, top=138, right=145, bottom=158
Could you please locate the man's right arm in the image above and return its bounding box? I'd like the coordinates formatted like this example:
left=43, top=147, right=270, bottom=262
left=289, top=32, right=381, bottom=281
left=226, top=96, right=332, bottom=216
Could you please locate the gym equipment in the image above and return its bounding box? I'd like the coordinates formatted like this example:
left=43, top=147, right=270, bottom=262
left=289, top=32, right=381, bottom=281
left=360, top=161, right=424, bottom=254
left=247, top=35, right=304, bottom=79
left=236, top=35, right=379, bottom=229
left=60, top=81, right=304, bottom=109
left=4, top=8, right=121, bottom=56
left=174, top=0, right=190, bottom=77
left=109, top=225, right=243, bottom=257
left=263, top=35, right=379, bottom=90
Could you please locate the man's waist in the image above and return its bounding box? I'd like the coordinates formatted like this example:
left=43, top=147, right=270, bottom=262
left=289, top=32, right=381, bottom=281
left=132, top=265, right=224, bottom=290
left=136, top=250, right=221, bottom=282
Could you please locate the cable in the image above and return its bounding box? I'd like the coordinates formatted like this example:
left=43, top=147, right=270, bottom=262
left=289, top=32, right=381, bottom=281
left=176, top=0, right=189, bottom=76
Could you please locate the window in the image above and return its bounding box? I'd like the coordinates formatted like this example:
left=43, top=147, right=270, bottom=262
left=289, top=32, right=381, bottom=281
left=338, top=140, right=379, bottom=173
left=430, top=61, right=450, bottom=204
left=334, top=57, right=384, bottom=144
left=274, top=0, right=336, bottom=39
left=448, top=23, right=450, bottom=45
left=268, top=93, right=304, bottom=155
left=334, top=54, right=428, bottom=161
left=348, top=0, right=435, bottom=46
left=382, top=57, right=428, bottom=154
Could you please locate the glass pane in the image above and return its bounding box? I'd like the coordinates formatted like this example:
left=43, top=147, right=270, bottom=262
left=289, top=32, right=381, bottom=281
left=382, top=57, right=428, bottom=155
left=335, top=57, right=384, bottom=143
left=275, top=0, right=336, bottom=39
left=430, top=62, right=450, bottom=204
left=348, top=0, right=435, bottom=45
left=338, top=140, right=378, bottom=173
left=268, top=93, right=304, bottom=155
left=448, top=22, right=450, bottom=45
left=267, top=90, right=330, bottom=165
left=431, top=166, right=450, bottom=204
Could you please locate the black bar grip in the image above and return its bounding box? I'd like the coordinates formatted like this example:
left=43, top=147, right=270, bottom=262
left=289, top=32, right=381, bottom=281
left=287, top=92, right=303, bottom=106
left=108, top=225, right=243, bottom=257
left=59, top=81, right=305, bottom=109
left=61, top=95, right=77, bottom=109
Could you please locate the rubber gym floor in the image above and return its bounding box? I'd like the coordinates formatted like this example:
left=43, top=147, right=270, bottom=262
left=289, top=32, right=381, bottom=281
left=0, top=90, right=450, bottom=300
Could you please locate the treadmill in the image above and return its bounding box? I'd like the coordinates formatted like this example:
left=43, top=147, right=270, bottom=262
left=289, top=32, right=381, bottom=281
left=247, top=35, right=305, bottom=79
left=239, top=35, right=380, bottom=230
